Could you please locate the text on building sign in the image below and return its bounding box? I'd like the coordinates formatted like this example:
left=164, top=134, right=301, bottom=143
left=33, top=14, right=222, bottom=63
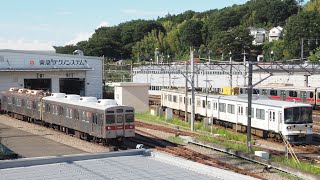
left=38, top=59, right=87, bottom=66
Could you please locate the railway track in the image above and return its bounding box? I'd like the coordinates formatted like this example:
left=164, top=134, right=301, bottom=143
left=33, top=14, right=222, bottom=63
left=131, top=128, right=266, bottom=180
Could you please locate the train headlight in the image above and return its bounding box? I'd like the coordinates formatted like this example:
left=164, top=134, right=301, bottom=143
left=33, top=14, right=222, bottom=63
left=309, top=125, right=313, bottom=128
left=286, top=126, right=291, bottom=129
left=107, top=127, right=111, bottom=130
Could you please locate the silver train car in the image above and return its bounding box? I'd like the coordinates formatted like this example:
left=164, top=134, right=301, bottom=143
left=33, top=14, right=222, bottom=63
left=161, top=89, right=313, bottom=144
left=0, top=88, right=135, bottom=143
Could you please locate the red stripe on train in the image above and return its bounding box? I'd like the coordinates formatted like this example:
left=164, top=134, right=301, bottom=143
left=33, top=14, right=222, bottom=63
left=106, top=125, right=135, bottom=130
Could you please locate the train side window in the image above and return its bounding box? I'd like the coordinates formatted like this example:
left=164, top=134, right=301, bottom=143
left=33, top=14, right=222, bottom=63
left=69, top=109, right=73, bottom=119
left=125, top=114, right=134, bottom=123
left=238, top=106, right=243, bottom=116
left=310, top=92, right=314, bottom=98
left=227, top=104, right=235, bottom=114
left=58, top=106, right=64, bottom=116
left=45, top=104, right=51, bottom=113
left=98, top=114, right=103, bottom=126
left=7, top=97, right=12, bottom=104
left=189, top=98, right=191, bottom=105
left=256, top=109, right=265, bottom=120
left=73, top=109, right=79, bottom=120
left=270, top=90, right=277, bottom=96
left=86, top=112, right=91, bottom=123
left=289, top=91, right=297, bottom=97
left=213, top=101, right=217, bottom=110
left=65, top=108, right=69, bottom=118
left=173, top=95, right=177, bottom=103
left=12, top=97, right=16, bottom=105
left=219, top=103, right=226, bottom=112
left=202, top=100, right=206, bottom=108
left=16, top=98, right=21, bottom=106
left=32, top=101, right=37, bottom=110
left=246, top=107, right=254, bottom=118
left=21, top=99, right=25, bottom=107
left=273, top=112, right=275, bottom=121
left=92, top=113, right=98, bottom=124
left=106, top=115, right=115, bottom=124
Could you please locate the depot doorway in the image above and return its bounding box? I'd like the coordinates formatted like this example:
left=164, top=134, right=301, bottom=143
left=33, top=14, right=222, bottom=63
left=24, top=79, right=52, bottom=92
left=59, top=78, right=85, bottom=96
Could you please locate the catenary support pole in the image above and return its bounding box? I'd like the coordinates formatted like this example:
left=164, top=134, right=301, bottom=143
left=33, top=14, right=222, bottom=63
left=229, top=51, right=233, bottom=95
left=185, top=61, right=188, bottom=122
left=247, top=62, right=253, bottom=152
left=191, top=48, right=195, bottom=131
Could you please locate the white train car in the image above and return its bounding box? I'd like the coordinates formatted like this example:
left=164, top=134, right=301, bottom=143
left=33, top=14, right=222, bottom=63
left=161, top=89, right=313, bottom=144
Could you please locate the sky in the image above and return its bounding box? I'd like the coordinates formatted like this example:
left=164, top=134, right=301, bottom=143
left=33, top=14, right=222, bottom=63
left=0, top=0, right=267, bottom=50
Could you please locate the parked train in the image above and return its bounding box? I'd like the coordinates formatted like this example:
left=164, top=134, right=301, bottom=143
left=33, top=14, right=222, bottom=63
left=161, top=89, right=313, bottom=144
left=240, top=86, right=320, bottom=108
left=0, top=88, right=135, bottom=144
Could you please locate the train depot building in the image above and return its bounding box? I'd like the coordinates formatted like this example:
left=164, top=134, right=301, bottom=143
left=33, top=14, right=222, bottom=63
left=0, top=49, right=103, bottom=98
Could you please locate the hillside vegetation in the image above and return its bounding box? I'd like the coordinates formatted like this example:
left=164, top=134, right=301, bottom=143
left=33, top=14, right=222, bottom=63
left=54, top=0, right=320, bottom=62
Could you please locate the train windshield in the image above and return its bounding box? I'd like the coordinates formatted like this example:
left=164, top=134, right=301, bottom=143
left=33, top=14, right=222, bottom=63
left=284, top=107, right=312, bottom=124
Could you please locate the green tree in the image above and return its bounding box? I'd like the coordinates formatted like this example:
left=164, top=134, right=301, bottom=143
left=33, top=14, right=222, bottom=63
left=179, top=19, right=204, bottom=49
left=308, top=47, right=320, bottom=62
left=284, top=11, right=320, bottom=58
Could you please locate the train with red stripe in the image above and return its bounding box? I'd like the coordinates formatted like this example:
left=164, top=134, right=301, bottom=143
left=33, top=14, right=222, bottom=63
left=0, top=88, right=135, bottom=144
left=240, top=86, right=320, bottom=108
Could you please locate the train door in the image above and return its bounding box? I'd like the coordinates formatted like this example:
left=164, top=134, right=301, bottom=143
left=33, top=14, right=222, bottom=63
left=278, top=112, right=283, bottom=133
left=237, top=105, right=244, bottom=125
left=316, top=88, right=320, bottom=107
left=280, top=90, right=286, bottom=101
left=268, top=110, right=276, bottom=131
left=300, top=91, right=307, bottom=103
left=115, top=109, right=125, bottom=137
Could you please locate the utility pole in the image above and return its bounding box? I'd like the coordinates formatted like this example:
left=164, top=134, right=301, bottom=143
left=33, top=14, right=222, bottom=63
left=247, top=62, right=253, bottom=152
left=229, top=51, right=233, bottom=95
left=185, top=61, right=188, bottom=122
left=191, top=48, right=195, bottom=131
left=301, top=38, right=304, bottom=61
left=243, top=50, right=247, bottom=86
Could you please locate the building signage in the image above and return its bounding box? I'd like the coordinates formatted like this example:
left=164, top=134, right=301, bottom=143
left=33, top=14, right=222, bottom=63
left=28, top=59, right=88, bottom=66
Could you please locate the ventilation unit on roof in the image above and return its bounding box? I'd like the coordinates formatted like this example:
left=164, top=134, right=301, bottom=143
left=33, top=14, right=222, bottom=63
left=51, top=93, right=66, bottom=98
left=9, top=88, right=19, bottom=92
left=97, top=99, right=118, bottom=106
left=64, top=95, right=81, bottom=101
left=18, top=89, right=28, bottom=93
left=80, top=97, right=97, bottom=103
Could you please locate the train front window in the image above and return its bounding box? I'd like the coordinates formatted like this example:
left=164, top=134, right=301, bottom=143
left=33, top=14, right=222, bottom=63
left=125, top=114, right=134, bottom=123
left=284, top=107, right=312, bottom=124
left=106, top=115, right=115, bottom=124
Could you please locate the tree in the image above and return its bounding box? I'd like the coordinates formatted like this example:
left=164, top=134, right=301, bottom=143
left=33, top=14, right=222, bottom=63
left=179, top=20, right=204, bottom=49
left=209, top=26, right=253, bottom=60
left=308, top=47, right=320, bottom=62
left=284, top=11, right=320, bottom=58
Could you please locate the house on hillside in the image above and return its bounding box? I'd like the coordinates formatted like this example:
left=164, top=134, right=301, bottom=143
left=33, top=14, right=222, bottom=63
left=249, top=27, right=267, bottom=45
left=269, top=26, right=283, bottom=42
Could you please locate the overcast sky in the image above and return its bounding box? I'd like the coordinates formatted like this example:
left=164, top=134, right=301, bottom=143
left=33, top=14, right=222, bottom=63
left=0, top=0, right=301, bottom=50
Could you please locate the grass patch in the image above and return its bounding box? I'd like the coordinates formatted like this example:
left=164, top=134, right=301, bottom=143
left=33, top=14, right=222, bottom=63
left=195, top=135, right=261, bottom=153
left=276, top=171, right=303, bottom=180
left=166, top=136, right=185, bottom=144
left=272, top=156, right=320, bottom=175
left=136, top=112, right=251, bottom=143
